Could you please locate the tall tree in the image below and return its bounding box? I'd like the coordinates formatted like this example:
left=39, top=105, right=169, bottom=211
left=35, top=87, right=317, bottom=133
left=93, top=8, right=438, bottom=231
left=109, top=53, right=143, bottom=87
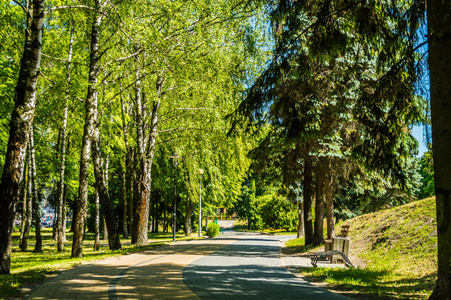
left=56, top=23, right=74, bottom=252
left=0, top=0, right=44, bottom=274
left=93, top=190, right=100, bottom=251
left=71, top=1, right=104, bottom=258
left=313, top=158, right=325, bottom=245
left=428, top=1, right=451, bottom=298
left=19, top=156, right=31, bottom=251
left=92, top=127, right=122, bottom=250
left=29, top=124, right=41, bottom=253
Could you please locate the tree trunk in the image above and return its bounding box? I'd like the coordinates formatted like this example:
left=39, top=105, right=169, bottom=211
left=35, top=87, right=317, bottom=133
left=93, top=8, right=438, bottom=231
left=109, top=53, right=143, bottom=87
left=92, top=129, right=122, bottom=250
left=94, top=191, right=100, bottom=251
left=62, top=183, right=67, bottom=242
left=57, top=24, right=74, bottom=252
left=20, top=159, right=31, bottom=252
left=132, top=74, right=161, bottom=245
left=163, top=208, right=167, bottom=233
left=30, top=126, right=41, bottom=253
left=131, top=61, right=148, bottom=245
left=70, top=194, right=77, bottom=233
left=297, top=201, right=304, bottom=238
left=0, top=0, right=44, bottom=274
left=184, top=201, right=194, bottom=236
left=71, top=6, right=103, bottom=258
left=303, top=152, right=314, bottom=246
left=325, top=167, right=335, bottom=240
left=102, top=153, right=109, bottom=241
left=153, top=194, right=159, bottom=233
left=120, top=93, right=132, bottom=238
left=121, top=167, right=128, bottom=238
left=428, top=1, right=451, bottom=298
left=53, top=184, right=58, bottom=241
left=102, top=218, right=108, bottom=240
left=313, top=161, right=325, bottom=246
left=128, top=148, right=135, bottom=237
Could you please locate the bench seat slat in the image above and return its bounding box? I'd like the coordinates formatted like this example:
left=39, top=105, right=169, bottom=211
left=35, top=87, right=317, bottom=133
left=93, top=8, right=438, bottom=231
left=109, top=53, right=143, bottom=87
left=310, top=250, right=355, bottom=268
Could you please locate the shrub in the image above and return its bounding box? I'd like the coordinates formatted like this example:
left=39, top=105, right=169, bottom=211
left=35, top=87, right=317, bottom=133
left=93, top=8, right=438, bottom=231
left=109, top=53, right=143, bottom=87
left=206, top=222, right=220, bottom=238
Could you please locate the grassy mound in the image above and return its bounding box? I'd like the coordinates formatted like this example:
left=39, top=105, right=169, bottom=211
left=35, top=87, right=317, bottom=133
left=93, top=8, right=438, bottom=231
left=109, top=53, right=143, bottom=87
left=299, top=197, right=437, bottom=299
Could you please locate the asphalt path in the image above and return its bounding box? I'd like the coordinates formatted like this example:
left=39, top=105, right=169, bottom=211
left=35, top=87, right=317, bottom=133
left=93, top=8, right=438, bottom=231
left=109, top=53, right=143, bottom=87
left=27, top=231, right=349, bottom=299
left=183, top=231, right=349, bottom=299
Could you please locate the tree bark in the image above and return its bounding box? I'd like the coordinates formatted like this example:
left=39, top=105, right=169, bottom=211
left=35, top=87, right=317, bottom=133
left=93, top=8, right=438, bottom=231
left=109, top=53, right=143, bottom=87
left=94, top=191, right=100, bottom=251
left=132, top=73, right=162, bottom=245
left=53, top=183, right=58, bottom=241
left=121, top=166, right=128, bottom=238
left=297, top=201, right=304, bottom=238
left=428, top=1, right=451, bottom=298
left=303, top=152, right=314, bottom=246
left=0, top=0, right=44, bottom=274
left=313, top=160, right=325, bottom=246
left=57, top=24, right=74, bottom=252
left=62, top=183, right=67, bottom=242
left=30, top=125, right=41, bottom=253
left=102, top=153, right=109, bottom=241
left=325, top=166, right=335, bottom=240
left=71, top=5, right=103, bottom=258
left=128, top=148, right=135, bottom=237
left=132, top=148, right=139, bottom=237
left=92, top=129, right=122, bottom=250
left=120, top=91, right=132, bottom=238
left=20, top=159, right=31, bottom=252
left=131, top=61, right=147, bottom=245
left=153, top=193, right=159, bottom=233
left=184, top=201, right=194, bottom=236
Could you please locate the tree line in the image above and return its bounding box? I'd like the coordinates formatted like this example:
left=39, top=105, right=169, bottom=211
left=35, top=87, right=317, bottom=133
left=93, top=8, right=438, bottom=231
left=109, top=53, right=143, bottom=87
left=228, top=1, right=450, bottom=299
left=1, top=0, right=450, bottom=299
left=0, top=0, right=267, bottom=272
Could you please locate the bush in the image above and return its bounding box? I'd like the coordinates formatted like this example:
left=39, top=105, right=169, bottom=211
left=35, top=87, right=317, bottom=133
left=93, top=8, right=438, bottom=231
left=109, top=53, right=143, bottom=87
left=206, top=222, right=220, bottom=238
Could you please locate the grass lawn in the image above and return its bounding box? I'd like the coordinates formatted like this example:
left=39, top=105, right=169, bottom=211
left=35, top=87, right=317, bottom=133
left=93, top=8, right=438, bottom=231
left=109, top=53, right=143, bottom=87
left=1, top=228, right=202, bottom=299
left=286, top=197, right=437, bottom=299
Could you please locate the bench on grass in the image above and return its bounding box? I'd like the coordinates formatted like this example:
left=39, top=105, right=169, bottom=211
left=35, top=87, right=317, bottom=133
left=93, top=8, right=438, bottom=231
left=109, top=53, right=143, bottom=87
left=310, top=250, right=355, bottom=268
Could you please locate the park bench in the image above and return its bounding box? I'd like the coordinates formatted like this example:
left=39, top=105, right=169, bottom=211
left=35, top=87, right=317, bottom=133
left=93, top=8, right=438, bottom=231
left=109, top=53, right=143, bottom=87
left=310, top=250, right=355, bottom=268
left=317, top=224, right=353, bottom=266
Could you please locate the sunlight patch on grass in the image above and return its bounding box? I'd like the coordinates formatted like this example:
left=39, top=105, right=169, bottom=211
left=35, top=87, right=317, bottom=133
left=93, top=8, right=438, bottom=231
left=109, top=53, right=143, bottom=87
left=2, top=228, right=202, bottom=298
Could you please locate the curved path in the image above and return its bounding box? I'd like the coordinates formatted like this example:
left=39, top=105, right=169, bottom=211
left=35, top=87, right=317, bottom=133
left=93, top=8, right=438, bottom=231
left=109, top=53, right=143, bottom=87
left=27, top=231, right=349, bottom=299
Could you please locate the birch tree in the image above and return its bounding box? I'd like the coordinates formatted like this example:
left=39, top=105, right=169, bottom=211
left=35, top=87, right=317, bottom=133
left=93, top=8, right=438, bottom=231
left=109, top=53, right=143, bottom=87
left=0, top=0, right=44, bottom=274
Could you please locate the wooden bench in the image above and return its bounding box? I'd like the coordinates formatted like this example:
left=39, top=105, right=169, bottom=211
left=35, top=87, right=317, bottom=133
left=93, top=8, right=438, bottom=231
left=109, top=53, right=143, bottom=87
left=310, top=250, right=355, bottom=268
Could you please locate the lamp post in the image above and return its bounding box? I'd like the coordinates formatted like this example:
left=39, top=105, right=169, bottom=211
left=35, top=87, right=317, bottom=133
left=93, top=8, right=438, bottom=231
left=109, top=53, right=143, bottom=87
left=169, top=153, right=181, bottom=242
left=198, top=168, right=204, bottom=237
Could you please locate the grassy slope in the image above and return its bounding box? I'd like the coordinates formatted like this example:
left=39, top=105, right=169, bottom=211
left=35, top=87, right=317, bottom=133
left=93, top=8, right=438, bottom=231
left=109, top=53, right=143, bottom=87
left=299, top=197, right=437, bottom=299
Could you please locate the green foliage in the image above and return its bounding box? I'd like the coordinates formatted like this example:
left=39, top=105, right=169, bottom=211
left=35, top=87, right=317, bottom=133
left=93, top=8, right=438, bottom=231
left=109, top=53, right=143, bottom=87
left=240, top=180, right=297, bottom=231
left=258, top=193, right=297, bottom=231
left=416, top=147, right=435, bottom=199
left=206, top=222, right=220, bottom=238
left=230, top=0, right=428, bottom=234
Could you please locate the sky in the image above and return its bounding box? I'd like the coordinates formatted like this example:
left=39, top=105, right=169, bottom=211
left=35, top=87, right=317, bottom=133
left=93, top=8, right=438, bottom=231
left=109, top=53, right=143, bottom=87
left=412, top=125, right=427, bottom=157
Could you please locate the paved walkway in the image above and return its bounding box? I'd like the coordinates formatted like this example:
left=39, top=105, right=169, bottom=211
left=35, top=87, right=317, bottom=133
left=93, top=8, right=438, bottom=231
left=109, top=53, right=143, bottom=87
left=27, top=231, right=349, bottom=300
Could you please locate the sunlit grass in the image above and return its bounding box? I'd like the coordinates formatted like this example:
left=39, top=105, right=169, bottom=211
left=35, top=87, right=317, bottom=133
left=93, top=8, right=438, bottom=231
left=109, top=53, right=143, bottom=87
left=2, top=228, right=202, bottom=299
left=299, top=267, right=434, bottom=299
